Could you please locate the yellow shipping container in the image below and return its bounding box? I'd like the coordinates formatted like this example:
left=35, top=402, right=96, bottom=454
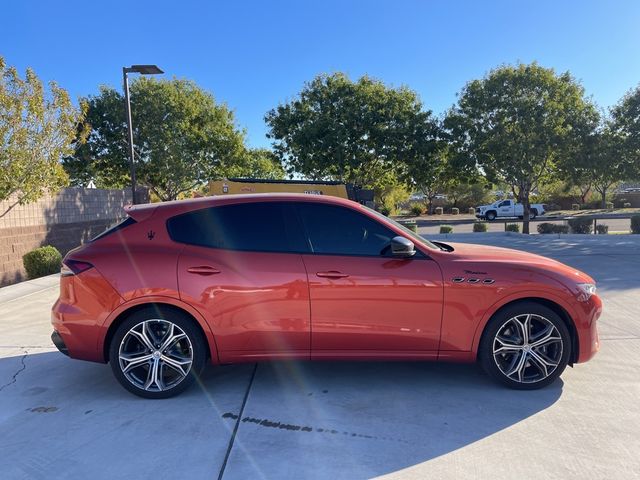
left=209, top=178, right=351, bottom=199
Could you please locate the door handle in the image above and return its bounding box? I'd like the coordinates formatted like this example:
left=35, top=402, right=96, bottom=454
left=187, top=266, right=221, bottom=276
left=316, top=271, right=349, bottom=279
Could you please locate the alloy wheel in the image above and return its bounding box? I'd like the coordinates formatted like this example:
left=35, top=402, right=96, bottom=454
left=492, top=313, right=563, bottom=384
left=118, top=319, right=194, bottom=392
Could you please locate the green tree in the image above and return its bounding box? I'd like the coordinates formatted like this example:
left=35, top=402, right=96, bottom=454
left=372, top=170, right=410, bottom=214
left=64, top=77, right=246, bottom=201
left=0, top=57, right=81, bottom=214
left=572, top=127, right=627, bottom=209
left=445, top=178, right=492, bottom=210
left=224, top=148, right=285, bottom=179
left=445, top=63, right=598, bottom=233
left=611, top=85, right=640, bottom=180
left=402, top=146, right=448, bottom=214
left=265, top=72, right=438, bottom=190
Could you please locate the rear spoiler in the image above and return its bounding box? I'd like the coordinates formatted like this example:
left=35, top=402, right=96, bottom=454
left=124, top=203, right=158, bottom=222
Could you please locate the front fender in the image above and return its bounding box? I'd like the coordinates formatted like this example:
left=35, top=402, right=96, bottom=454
left=469, top=289, right=577, bottom=358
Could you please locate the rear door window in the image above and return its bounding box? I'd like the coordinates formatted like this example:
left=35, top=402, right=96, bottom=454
left=167, top=202, right=308, bottom=253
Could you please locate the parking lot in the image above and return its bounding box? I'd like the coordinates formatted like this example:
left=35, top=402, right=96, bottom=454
left=1, top=234, right=639, bottom=480
left=412, top=216, right=635, bottom=234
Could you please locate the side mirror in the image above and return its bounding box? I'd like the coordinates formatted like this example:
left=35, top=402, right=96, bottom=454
left=391, top=236, right=415, bottom=258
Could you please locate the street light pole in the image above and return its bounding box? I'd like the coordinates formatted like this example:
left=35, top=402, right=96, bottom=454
left=122, top=64, right=164, bottom=205
left=122, top=68, right=137, bottom=204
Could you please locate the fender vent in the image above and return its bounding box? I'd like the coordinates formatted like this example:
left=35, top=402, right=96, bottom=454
left=451, top=277, right=496, bottom=285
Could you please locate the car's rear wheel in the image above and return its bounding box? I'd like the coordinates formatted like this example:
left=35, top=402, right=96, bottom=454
left=479, top=302, right=571, bottom=389
left=530, top=209, right=538, bottom=219
left=109, top=307, right=206, bottom=398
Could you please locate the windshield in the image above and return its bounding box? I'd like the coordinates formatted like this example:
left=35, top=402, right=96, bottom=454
left=364, top=206, right=440, bottom=251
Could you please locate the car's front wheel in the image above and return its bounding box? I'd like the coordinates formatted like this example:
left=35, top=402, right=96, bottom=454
left=109, top=307, right=207, bottom=398
left=486, top=211, right=497, bottom=221
left=479, top=302, right=571, bottom=389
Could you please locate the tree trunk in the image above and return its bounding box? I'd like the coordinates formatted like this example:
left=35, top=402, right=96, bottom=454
left=521, top=190, right=531, bottom=235
left=601, top=188, right=607, bottom=209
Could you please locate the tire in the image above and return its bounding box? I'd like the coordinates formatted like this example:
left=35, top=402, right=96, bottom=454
left=109, top=306, right=207, bottom=399
left=486, top=211, right=497, bottom=221
left=530, top=209, right=538, bottom=219
left=479, top=302, right=571, bottom=390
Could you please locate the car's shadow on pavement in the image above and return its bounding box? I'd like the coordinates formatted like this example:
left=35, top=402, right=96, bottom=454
left=0, top=352, right=562, bottom=480
left=209, top=359, right=563, bottom=479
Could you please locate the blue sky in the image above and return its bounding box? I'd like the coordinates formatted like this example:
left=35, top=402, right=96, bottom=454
left=3, top=0, right=640, bottom=148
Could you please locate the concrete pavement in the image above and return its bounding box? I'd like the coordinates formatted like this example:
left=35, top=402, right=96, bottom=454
left=0, top=235, right=639, bottom=479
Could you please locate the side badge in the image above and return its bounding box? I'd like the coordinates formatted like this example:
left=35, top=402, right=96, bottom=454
left=147, top=230, right=155, bottom=240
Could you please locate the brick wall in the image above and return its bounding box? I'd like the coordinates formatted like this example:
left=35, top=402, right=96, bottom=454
left=0, top=187, right=148, bottom=286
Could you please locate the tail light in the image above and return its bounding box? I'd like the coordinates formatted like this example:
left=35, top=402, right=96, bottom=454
left=61, top=259, right=94, bottom=277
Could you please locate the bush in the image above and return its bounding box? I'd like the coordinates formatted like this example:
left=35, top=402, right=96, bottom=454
left=568, top=217, right=593, bottom=234
left=605, top=202, right=614, bottom=210
left=22, top=245, right=62, bottom=280
left=579, top=200, right=602, bottom=210
left=473, top=222, right=488, bottom=232
left=537, top=222, right=569, bottom=234
left=571, top=204, right=580, bottom=210
left=451, top=207, right=459, bottom=215
left=468, top=207, right=475, bottom=215
left=631, top=215, right=640, bottom=234
left=379, top=205, right=392, bottom=216
left=399, top=220, right=418, bottom=233
left=505, top=223, right=520, bottom=233
left=596, top=224, right=609, bottom=234
left=435, top=207, right=443, bottom=215
left=537, top=222, right=555, bottom=234
left=623, top=202, right=631, bottom=208
left=409, top=203, right=426, bottom=216
left=439, top=225, right=453, bottom=234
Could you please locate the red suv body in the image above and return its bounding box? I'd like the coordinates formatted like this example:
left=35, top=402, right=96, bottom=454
left=51, top=194, right=601, bottom=397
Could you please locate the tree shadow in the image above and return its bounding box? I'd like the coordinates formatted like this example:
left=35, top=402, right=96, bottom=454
left=41, top=187, right=146, bottom=258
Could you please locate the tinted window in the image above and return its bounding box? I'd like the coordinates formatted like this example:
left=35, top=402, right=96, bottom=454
left=167, top=202, right=308, bottom=253
left=498, top=201, right=510, bottom=207
left=91, top=216, right=137, bottom=242
left=297, top=203, right=396, bottom=256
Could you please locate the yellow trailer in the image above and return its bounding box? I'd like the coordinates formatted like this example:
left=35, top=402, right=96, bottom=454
left=209, top=178, right=353, bottom=199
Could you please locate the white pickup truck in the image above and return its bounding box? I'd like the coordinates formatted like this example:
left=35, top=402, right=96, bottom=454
left=475, top=199, right=545, bottom=221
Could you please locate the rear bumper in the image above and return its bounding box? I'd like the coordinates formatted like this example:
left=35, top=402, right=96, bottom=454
left=50, top=268, right=124, bottom=363
left=51, top=331, right=69, bottom=356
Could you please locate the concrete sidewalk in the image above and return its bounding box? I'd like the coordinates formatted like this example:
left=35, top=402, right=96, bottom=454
left=0, top=236, right=638, bottom=479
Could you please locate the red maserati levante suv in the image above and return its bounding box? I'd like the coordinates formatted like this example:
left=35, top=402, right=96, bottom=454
left=51, top=194, right=601, bottom=398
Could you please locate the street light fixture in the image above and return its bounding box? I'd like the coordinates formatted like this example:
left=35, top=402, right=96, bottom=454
left=122, top=64, right=164, bottom=204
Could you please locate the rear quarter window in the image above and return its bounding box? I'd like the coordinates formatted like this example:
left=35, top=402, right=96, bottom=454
left=91, top=216, right=137, bottom=242
left=166, top=202, right=308, bottom=253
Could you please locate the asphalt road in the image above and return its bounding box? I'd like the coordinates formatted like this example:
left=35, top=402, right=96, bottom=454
left=1, top=234, right=639, bottom=479
left=413, top=217, right=634, bottom=234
